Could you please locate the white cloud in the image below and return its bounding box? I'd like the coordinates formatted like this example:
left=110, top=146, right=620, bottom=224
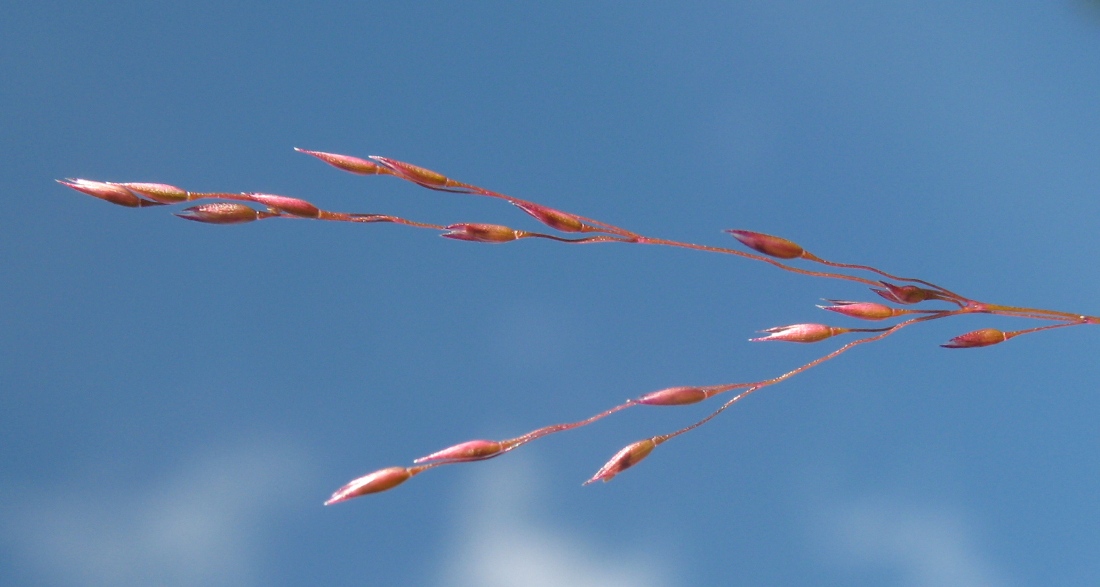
left=3, top=440, right=308, bottom=587
left=818, top=496, right=1008, bottom=587
left=438, top=459, right=670, bottom=587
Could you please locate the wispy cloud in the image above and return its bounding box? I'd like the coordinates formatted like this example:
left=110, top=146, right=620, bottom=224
left=817, top=495, right=1008, bottom=587
left=3, top=440, right=309, bottom=587
left=438, top=459, right=670, bottom=587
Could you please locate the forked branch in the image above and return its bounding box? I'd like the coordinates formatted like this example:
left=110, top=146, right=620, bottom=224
left=58, top=149, right=1098, bottom=504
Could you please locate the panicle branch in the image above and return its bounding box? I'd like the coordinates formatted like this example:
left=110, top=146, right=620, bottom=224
left=59, top=148, right=1098, bottom=501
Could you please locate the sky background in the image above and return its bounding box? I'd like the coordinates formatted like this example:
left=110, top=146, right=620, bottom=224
left=2, top=2, right=1100, bottom=586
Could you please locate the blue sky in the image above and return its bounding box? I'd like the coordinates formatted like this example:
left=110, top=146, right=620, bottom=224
left=3, top=2, right=1099, bottom=585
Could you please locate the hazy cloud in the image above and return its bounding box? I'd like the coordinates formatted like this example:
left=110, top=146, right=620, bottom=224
left=439, top=459, right=669, bottom=587
left=818, top=495, right=1008, bottom=587
left=3, top=440, right=308, bottom=587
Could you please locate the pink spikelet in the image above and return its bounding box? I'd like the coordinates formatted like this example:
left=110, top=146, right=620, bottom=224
left=175, top=202, right=272, bottom=224
left=819, top=300, right=906, bottom=321
left=512, top=201, right=588, bottom=233
left=369, top=156, right=461, bottom=189
left=324, top=466, right=418, bottom=505
left=295, top=148, right=395, bottom=176
left=414, top=440, right=504, bottom=463
left=941, top=328, right=1009, bottom=348
left=726, top=229, right=805, bottom=259
left=635, top=386, right=709, bottom=406
left=751, top=323, right=848, bottom=343
left=247, top=193, right=322, bottom=218
left=584, top=439, right=657, bottom=485
left=872, top=282, right=944, bottom=305
left=117, top=182, right=189, bottom=204
left=57, top=178, right=154, bottom=208
left=442, top=223, right=520, bottom=243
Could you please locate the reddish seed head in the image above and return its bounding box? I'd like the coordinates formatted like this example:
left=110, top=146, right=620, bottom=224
left=941, top=328, right=1008, bottom=349
left=584, top=439, right=657, bottom=485
left=414, top=439, right=504, bottom=463
left=751, top=323, right=847, bottom=343
left=294, top=148, right=393, bottom=176
left=818, top=300, right=900, bottom=321
left=442, top=223, right=519, bottom=243
left=872, top=282, right=941, bottom=305
left=246, top=193, right=321, bottom=218
left=324, top=466, right=413, bottom=505
left=175, top=202, right=266, bottom=224
left=369, top=156, right=453, bottom=188
left=511, top=201, right=586, bottom=233
left=58, top=178, right=147, bottom=208
left=726, top=229, right=804, bottom=259
left=636, top=386, right=708, bottom=406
